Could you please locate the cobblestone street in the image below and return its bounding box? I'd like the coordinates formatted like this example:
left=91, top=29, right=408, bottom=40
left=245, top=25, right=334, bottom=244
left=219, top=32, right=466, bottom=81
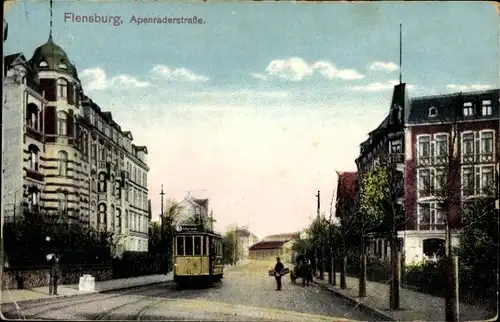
left=1, top=261, right=382, bottom=321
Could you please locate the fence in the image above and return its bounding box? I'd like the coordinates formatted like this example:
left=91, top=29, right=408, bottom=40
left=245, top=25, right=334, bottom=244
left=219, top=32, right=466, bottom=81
left=112, top=251, right=167, bottom=279
left=345, top=257, right=497, bottom=309
left=5, top=247, right=112, bottom=268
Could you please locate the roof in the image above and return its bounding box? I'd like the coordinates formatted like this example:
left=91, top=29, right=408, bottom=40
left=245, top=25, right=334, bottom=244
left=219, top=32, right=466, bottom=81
left=30, top=35, right=79, bottom=80
left=263, top=233, right=299, bottom=240
left=249, top=241, right=286, bottom=251
left=335, top=171, right=358, bottom=217
left=407, top=89, right=500, bottom=124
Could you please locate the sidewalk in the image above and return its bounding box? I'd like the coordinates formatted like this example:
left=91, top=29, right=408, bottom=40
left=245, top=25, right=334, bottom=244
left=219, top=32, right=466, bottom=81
left=314, top=273, right=495, bottom=321
left=1, top=262, right=245, bottom=305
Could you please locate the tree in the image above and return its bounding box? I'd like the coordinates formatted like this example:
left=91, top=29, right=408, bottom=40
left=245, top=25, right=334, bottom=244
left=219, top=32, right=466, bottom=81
left=222, top=230, right=238, bottom=265
left=159, top=199, right=184, bottom=272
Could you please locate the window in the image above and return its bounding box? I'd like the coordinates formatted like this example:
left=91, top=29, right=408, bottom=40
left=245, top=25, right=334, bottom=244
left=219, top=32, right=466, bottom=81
left=57, top=111, right=67, bottom=136
left=109, top=205, right=115, bottom=230
left=462, top=167, right=475, bottom=196
left=418, top=136, right=431, bottom=158
left=57, top=151, right=68, bottom=176
left=125, top=185, right=129, bottom=201
left=39, top=61, right=48, bottom=67
left=98, top=172, right=107, bottom=192
left=58, top=63, right=68, bottom=70
left=435, top=134, right=448, bottom=157
left=418, top=203, right=430, bottom=225
left=57, top=190, right=68, bottom=214
left=91, top=142, right=97, bottom=161
left=418, top=169, right=431, bottom=197
left=185, top=237, right=193, bottom=256
left=434, top=168, right=446, bottom=192
left=98, top=203, right=106, bottom=225
left=176, top=237, right=184, bottom=256
left=481, top=166, right=494, bottom=194
left=99, top=144, right=105, bottom=161
left=482, top=100, right=492, bottom=116
left=125, top=210, right=129, bottom=229
left=91, top=178, right=97, bottom=192
left=116, top=208, right=121, bottom=232
left=462, top=133, right=474, bottom=156
left=28, top=187, right=39, bottom=211
left=481, top=131, right=494, bottom=154
left=194, top=236, right=202, bottom=256
left=57, top=78, right=68, bottom=99
left=26, top=103, right=39, bottom=130
left=28, top=145, right=39, bottom=171
left=428, top=107, right=437, bottom=117
left=463, top=102, right=473, bottom=116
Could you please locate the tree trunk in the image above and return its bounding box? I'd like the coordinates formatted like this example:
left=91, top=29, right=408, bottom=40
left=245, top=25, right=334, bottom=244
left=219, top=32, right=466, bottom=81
left=445, top=224, right=459, bottom=322
left=319, top=239, right=325, bottom=280
left=328, top=251, right=334, bottom=285
left=332, top=253, right=337, bottom=286
left=359, top=242, right=367, bottom=298
left=389, top=235, right=401, bottom=310
left=340, top=254, right=347, bottom=289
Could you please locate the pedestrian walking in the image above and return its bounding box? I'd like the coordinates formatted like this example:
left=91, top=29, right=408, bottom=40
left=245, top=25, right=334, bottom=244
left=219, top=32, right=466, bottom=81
left=274, top=257, right=284, bottom=291
left=49, top=255, right=60, bottom=295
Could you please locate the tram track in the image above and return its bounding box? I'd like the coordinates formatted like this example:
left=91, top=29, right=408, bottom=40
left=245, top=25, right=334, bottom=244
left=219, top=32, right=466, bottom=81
left=2, top=281, right=175, bottom=320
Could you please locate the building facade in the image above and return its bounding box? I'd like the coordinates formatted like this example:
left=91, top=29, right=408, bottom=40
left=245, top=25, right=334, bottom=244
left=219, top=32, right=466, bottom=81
left=354, top=85, right=500, bottom=265
left=2, top=36, right=150, bottom=254
left=235, top=226, right=258, bottom=260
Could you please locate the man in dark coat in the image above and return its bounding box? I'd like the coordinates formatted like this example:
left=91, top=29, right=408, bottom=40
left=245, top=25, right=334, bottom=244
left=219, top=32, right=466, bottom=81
left=274, top=257, right=284, bottom=291
left=49, top=255, right=60, bottom=295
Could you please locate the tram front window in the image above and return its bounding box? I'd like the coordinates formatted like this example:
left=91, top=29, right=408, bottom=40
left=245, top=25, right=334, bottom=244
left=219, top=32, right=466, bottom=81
left=194, top=236, right=202, bottom=256
left=185, top=236, right=194, bottom=256
left=176, top=237, right=184, bottom=256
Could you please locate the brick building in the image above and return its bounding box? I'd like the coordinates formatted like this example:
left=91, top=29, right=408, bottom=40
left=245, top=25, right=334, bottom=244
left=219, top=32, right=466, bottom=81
left=355, top=84, right=500, bottom=265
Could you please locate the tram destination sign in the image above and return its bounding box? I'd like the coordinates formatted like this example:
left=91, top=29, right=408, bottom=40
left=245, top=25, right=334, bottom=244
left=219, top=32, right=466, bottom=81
left=179, top=224, right=200, bottom=232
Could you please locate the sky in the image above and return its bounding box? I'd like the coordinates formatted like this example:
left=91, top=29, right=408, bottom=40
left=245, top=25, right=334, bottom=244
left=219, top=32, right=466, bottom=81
left=4, top=0, right=499, bottom=238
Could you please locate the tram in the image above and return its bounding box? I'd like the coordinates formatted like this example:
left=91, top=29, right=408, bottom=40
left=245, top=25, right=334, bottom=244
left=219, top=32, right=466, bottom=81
left=173, top=223, right=224, bottom=286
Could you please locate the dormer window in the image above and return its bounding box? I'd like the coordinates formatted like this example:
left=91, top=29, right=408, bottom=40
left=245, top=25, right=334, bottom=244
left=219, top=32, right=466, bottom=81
left=463, top=102, right=473, bottom=117
left=482, top=100, right=492, bottom=116
left=58, top=63, right=68, bottom=70
left=39, top=61, right=48, bottom=67
left=428, top=107, right=437, bottom=117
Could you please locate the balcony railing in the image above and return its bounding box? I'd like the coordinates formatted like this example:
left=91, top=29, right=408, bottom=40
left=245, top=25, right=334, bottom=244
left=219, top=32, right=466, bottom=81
left=417, top=156, right=432, bottom=166
left=418, top=223, right=446, bottom=231
left=479, top=152, right=494, bottom=163
left=388, top=153, right=404, bottom=164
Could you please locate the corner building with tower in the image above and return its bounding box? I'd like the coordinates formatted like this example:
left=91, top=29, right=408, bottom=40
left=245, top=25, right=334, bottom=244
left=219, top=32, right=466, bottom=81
left=2, top=35, right=150, bottom=254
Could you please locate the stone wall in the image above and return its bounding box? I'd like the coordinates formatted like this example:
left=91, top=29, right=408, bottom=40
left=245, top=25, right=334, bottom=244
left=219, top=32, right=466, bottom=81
left=1, top=265, right=113, bottom=290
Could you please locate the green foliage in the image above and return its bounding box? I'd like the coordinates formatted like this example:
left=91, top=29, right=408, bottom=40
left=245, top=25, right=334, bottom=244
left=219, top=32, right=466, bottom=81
left=456, top=199, right=498, bottom=269
left=357, top=166, right=387, bottom=234
left=222, top=230, right=238, bottom=264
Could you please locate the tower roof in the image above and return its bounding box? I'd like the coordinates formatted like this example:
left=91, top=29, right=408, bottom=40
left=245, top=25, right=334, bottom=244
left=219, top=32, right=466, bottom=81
left=30, top=35, right=79, bottom=80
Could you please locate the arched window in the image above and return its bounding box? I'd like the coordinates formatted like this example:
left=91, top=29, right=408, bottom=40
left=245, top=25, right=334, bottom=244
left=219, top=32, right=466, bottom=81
left=429, top=107, right=438, bottom=117
left=98, top=172, right=107, bottom=192
left=57, top=78, right=68, bottom=99
left=26, top=103, right=39, bottom=130
left=98, top=203, right=107, bottom=225
left=57, top=190, right=68, bottom=214
left=28, top=144, right=40, bottom=171
left=57, top=151, right=68, bottom=176
left=28, top=186, right=40, bottom=212
left=39, top=61, right=48, bottom=68
left=57, top=111, right=67, bottom=136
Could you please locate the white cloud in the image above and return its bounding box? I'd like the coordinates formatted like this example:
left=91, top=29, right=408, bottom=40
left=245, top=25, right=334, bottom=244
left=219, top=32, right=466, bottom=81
left=150, top=65, right=209, bottom=82
left=250, top=73, right=268, bottom=80
left=446, top=84, right=493, bottom=91
left=369, top=61, right=399, bottom=72
left=350, top=79, right=415, bottom=92
left=80, top=68, right=150, bottom=91
left=258, top=57, right=364, bottom=82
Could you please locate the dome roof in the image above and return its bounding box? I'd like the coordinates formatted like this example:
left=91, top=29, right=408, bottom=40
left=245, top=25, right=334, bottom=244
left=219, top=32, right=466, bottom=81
left=30, top=35, right=79, bottom=80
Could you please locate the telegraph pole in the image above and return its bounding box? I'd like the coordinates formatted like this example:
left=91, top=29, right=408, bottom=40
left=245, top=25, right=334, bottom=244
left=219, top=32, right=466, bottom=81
left=316, top=190, right=325, bottom=280
left=160, top=185, right=165, bottom=272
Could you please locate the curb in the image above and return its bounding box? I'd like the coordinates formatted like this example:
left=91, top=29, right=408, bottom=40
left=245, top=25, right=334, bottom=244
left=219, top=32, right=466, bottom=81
left=1, top=278, right=172, bottom=307
left=313, top=280, right=395, bottom=321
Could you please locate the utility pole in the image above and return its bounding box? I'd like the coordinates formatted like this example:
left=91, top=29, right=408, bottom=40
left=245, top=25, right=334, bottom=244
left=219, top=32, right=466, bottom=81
left=160, top=185, right=165, bottom=272
left=316, top=190, right=325, bottom=280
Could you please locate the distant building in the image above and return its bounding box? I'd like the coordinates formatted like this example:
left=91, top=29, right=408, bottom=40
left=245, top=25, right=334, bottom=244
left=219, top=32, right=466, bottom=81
left=249, top=232, right=298, bottom=262
left=235, top=226, right=258, bottom=260
left=176, top=192, right=210, bottom=226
